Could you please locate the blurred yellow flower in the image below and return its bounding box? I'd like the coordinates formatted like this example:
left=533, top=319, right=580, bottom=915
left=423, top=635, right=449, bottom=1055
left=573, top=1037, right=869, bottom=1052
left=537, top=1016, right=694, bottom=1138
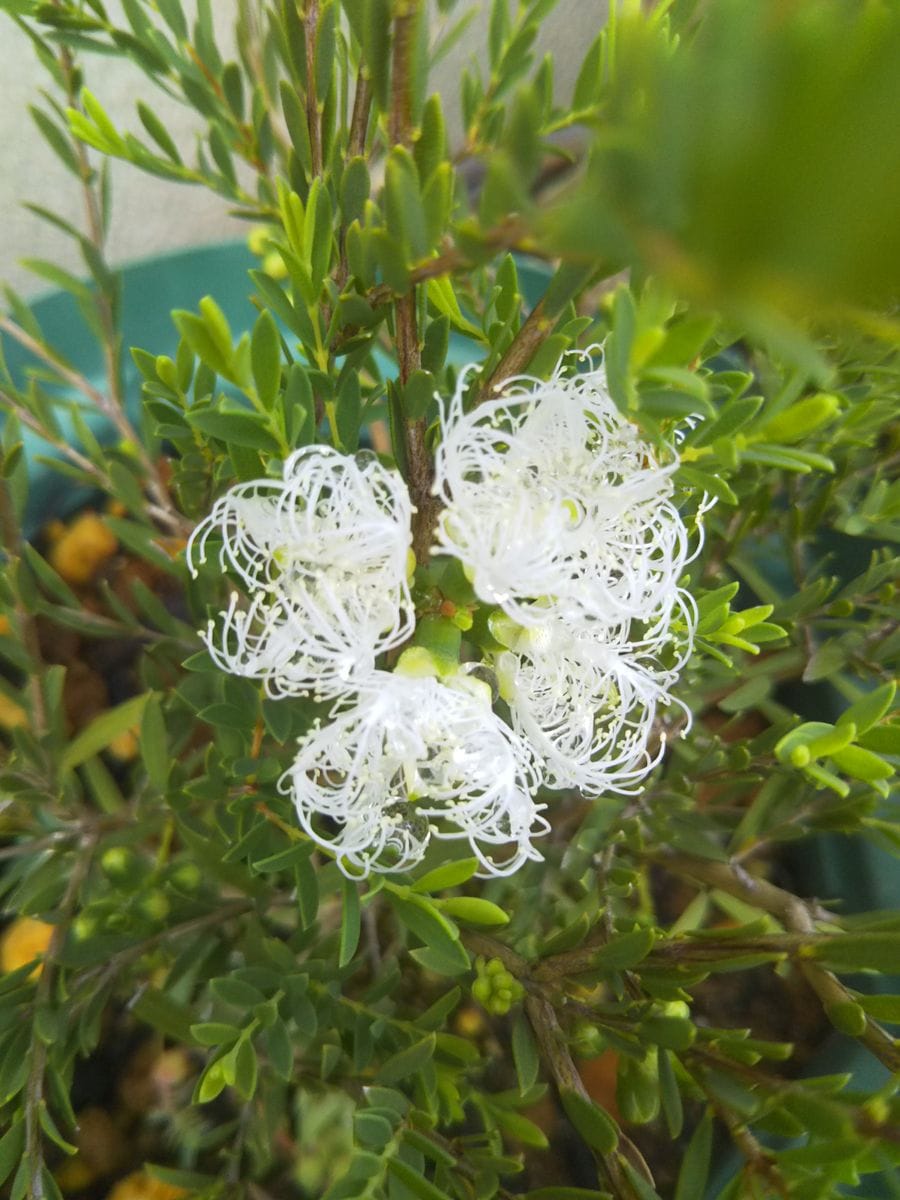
left=48, top=511, right=118, bottom=586
left=107, top=1172, right=187, bottom=1200
left=0, top=916, right=54, bottom=976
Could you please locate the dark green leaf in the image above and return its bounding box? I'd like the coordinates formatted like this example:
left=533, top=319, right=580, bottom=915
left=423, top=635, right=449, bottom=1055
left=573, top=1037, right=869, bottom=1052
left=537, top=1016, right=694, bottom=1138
left=339, top=877, right=361, bottom=968
left=512, top=1013, right=540, bottom=1095
left=251, top=309, right=282, bottom=409
left=673, top=1110, right=712, bottom=1200
left=376, top=1034, right=436, bottom=1085
left=559, top=1088, right=618, bottom=1155
left=385, top=1154, right=451, bottom=1200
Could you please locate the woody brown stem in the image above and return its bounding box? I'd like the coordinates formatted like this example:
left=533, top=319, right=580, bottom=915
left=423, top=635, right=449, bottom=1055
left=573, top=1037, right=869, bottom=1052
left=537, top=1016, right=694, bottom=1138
left=478, top=298, right=550, bottom=402
left=655, top=851, right=900, bottom=1075
left=387, top=0, right=438, bottom=563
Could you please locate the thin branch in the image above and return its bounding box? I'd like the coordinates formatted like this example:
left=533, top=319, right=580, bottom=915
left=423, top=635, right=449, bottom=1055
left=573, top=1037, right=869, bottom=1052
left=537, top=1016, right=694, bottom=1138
left=386, top=0, right=438, bottom=565
left=701, top=1085, right=788, bottom=1199
left=0, top=387, right=107, bottom=483
left=0, top=831, right=74, bottom=862
left=524, top=993, right=649, bottom=1200
left=2, top=386, right=186, bottom=533
left=654, top=851, right=900, bottom=1074
left=0, top=321, right=188, bottom=536
left=348, top=69, right=372, bottom=159
left=787, top=897, right=900, bottom=1075
left=653, top=851, right=836, bottom=927
left=7, top=35, right=186, bottom=536
left=477, top=297, right=550, bottom=402
left=462, top=931, right=529, bottom=976
left=0, top=316, right=108, bottom=410
left=388, top=2, right=416, bottom=148
left=358, top=216, right=532, bottom=312
left=78, top=900, right=254, bottom=994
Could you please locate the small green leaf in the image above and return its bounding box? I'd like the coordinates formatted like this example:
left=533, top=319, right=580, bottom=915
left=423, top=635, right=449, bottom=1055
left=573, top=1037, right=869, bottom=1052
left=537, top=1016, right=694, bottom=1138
left=233, top=1038, right=258, bottom=1099
left=415, top=93, right=447, bottom=183
left=190, top=1022, right=241, bottom=1047
left=757, top=392, right=840, bottom=444
left=585, top=928, right=655, bottom=972
left=284, top=363, right=316, bottom=447
left=354, top=1110, right=393, bottom=1150
left=265, top=1020, right=294, bottom=1081
left=195, top=1058, right=227, bottom=1103
left=390, top=891, right=460, bottom=947
left=38, top=1104, right=77, bottom=1156
left=495, top=1107, right=548, bottom=1149
left=658, top=1049, right=683, bottom=1138
left=837, top=682, right=896, bottom=735
left=438, top=896, right=509, bottom=927
left=831, top=744, right=893, bottom=783
left=211, top=977, right=266, bottom=1008
left=376, top=1034, right=436, bottom=1084
left=0, top=1119, right=25, bottom=1188
left=61, top=692, right=151, bottom=773
left=385, top=1157, right=451, bottom=1200
left=512, top=1013, right=540, bottom=1095
left=559, top=1088, right=619, bottom=1155
left=334, top=371, right=361, bottom=453
left=810, top=933, right=900, bottom=973
left=339, top=877, right=361, bottom=968
left=251, top=309, right=282, bottom=410
left=340, top=156, right=370, bottom=224
left=823, top=999, right=867, bottom=1037
left=417, top=987, right=462, bottom=1031
left=140, top=695, right=168, bottom=789
left=137, top=101, right=181, bottom=162
left=185, top=407, right=280, bottom=452
left=412, top=858, right=479, bottom=893
left=539, top=911, right=592, bottom=957
left=859, top=994, right=900, bottom=1021
left=672, top=1110, right=712, bottom=1200
left=427, top=275, right=484, bottom=340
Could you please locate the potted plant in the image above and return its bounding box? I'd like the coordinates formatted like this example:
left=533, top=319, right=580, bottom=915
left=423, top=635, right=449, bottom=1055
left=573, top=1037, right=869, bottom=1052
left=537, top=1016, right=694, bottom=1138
left=1, top=3, right=898, bottom=1199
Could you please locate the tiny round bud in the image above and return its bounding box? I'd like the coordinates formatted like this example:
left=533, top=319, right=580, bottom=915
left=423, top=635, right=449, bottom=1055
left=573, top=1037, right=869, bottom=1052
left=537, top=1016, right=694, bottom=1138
left=171, top=862, right=202, bottom=892
left=101, top=846, right=137, bottom=882
left=139, top=890, right=171, bottom=923
left=72, top=914, right=97, bottom=942
left=790, top=745, right=811, bottom=767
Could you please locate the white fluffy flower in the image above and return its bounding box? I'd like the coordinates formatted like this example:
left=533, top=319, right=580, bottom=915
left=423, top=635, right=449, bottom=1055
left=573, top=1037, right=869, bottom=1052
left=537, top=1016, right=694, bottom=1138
left=279, top=670, right=548, bottom=877
left=433, top=362, right=691, bottom=630
left=186, top=446, right=414, bottom=698
left=493, top=602, right=695, bottom=796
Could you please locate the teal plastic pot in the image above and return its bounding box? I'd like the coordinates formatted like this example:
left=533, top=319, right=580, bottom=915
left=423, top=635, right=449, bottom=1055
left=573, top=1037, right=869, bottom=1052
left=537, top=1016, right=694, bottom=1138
left=706, top=829, right=900, bottom=1199
left=5, top=240, right=549, bottom=537
left=4, top=242, right=257, bottom=538
left=4, top=243, right=897, bottom=1198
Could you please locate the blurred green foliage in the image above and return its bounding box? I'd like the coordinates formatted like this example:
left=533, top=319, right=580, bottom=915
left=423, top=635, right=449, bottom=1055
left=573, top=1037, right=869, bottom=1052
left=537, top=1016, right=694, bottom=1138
left=0, top=2, right=898, bottom=1200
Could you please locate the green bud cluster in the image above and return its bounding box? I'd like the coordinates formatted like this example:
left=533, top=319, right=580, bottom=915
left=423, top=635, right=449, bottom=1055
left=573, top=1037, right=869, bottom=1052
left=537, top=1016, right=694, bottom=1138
left=471, top=956, right=524, bottom=1016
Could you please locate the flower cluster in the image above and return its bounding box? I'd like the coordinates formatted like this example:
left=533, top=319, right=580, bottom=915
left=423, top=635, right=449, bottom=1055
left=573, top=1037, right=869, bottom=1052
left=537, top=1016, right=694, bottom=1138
left=435, top=363, right=696, bottom=796
left=190, top=362, right=695, bottom=877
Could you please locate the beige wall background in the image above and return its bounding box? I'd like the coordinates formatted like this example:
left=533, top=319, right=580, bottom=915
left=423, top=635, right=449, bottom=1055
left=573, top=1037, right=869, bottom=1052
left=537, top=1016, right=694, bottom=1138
left=0, top=0, right=605, bottom=297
